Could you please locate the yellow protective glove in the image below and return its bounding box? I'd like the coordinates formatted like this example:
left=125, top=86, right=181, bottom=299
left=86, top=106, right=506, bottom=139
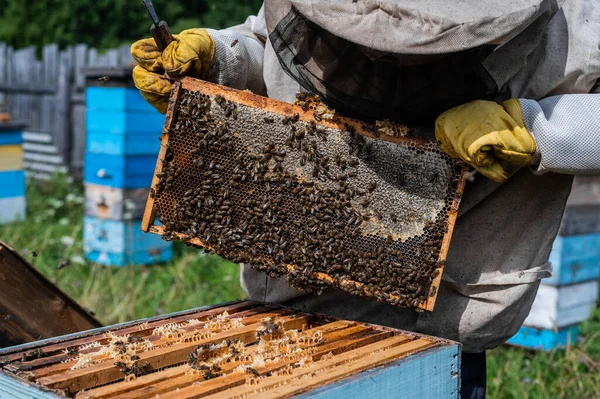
left=130, top=28, right=215, bottom=113
left=435, top=99, right=536, bottom=182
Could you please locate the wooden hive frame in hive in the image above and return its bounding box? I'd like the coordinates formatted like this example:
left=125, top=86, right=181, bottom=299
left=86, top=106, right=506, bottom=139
left=142, top=77, right=468, bottom=311
left=0, top=300, right=460, bottom=398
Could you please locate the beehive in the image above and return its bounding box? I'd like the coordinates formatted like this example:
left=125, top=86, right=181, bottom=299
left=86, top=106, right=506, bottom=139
left=0, top=301, right=460, bottom=398
left=142, top=78, right=467, bottom=311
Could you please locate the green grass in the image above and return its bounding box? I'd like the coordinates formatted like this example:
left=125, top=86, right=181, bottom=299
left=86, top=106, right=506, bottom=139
left=1, top=175, right=599, bottom=398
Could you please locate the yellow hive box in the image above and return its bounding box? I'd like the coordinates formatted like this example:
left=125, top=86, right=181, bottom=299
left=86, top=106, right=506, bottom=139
left=0, top=145, right=23, bottom=171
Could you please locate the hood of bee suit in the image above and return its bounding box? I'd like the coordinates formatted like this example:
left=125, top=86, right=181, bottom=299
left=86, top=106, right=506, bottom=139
left=264, top=0, right=563, bottom=124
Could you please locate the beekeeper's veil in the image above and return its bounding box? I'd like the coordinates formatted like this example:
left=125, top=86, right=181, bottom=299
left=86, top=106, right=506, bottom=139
left=265, top=0, right=561, bottom=123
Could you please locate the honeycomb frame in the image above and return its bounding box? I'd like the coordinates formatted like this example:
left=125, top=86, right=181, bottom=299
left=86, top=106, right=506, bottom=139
left=142, top=77, right=468, bottom=312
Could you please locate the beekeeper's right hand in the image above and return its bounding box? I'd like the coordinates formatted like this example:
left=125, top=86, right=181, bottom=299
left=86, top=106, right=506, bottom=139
left=131, top=29, right=215, bottom=114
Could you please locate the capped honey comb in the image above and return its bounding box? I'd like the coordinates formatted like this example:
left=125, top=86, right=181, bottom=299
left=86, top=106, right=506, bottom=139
left=142, top=77, right=467, bottom=311
left=0, top=301, right=460, bottom=398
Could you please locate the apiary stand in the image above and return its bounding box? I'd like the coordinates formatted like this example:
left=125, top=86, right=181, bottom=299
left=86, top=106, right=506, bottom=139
left=81, top=67, right=172, bottom=266
left=508, top=176, right=600, bottom=350
left=0, top=121, right=26, bottom=224
left=0, top=300, right=460, bottom=398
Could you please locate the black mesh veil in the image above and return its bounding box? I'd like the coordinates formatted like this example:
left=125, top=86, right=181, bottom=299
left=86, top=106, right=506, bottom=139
left=269, top=7, right=501, bottom=124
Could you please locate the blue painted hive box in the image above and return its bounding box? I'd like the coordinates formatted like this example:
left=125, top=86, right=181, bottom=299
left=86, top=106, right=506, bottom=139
left=83, top=216, right=172, bottom=266
left=508, top=325, right=579, bottom=351
left=0, top=122, right=26, bottom=224
left=84, top=184, right=150, bottom=220
left=83, top=153, right=157, bottom=189
left=544, top=233, right=600, bottom=286
left=0, top=300, right=460, bottom=399
left=0, top=170, right=26, bottom=224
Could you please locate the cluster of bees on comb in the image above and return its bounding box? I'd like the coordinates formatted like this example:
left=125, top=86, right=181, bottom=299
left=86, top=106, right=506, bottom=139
left=153, top=87, right=464, bottom=310
left=186, top=315, right=323, bottom=385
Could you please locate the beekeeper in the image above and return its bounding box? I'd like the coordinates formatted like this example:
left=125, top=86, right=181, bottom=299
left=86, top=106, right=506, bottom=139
left=131, top=1, right=600, bottom=397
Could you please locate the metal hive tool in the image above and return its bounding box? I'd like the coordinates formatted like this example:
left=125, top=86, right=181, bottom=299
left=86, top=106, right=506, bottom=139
left=142, top=77, right=467, bottom=311
left=0, top=301, right=459, bottom=398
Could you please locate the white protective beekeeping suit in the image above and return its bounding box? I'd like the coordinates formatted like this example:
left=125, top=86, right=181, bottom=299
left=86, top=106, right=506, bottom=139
left=201, top=0, right=600, bottom=352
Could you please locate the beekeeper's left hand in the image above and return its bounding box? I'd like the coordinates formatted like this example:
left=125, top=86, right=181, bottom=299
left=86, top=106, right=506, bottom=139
left=435, top=99, right=537, bottom=182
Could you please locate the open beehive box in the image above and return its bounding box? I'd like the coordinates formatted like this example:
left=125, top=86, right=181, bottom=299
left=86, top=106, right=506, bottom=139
left=0, top=300, right=460, bottom=398
left=142, top=78, right=467, bottom=311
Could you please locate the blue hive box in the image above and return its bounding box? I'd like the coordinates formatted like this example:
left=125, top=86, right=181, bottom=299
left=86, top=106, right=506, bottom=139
left=83, top=216, right=172, bottom=266
left=86, top=87, right=165, bottom=135
left=545, top=234, right=600, bottom=286
left=83, top=153, right=157, bottom=189
left=508, top=325, right=579, bottom=351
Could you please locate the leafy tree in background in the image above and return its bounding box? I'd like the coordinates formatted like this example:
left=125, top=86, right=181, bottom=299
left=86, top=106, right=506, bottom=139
left=0, top=0, right=262, bottom=50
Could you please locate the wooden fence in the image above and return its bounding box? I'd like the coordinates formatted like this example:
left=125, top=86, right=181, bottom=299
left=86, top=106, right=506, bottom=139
left=0, top=43, right=135, bottom=179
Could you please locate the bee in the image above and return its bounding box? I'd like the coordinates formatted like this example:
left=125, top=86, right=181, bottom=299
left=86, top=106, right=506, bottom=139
left=231, top=39, right=239, bottom=47
left=429, top=172, right=439, bottom=184
left=57, top=259, right=71, bottom=270
left=98, top=76, right=110, bottom=84
left=246, top=367, right=260, bottom=377
left=31, top=251, right=38, bottom=257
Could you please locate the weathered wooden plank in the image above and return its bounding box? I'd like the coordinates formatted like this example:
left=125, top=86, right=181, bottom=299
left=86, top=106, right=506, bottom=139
left=74, top=44, right=88, bottom=90
left=119, top=44, right=134, bottom=67
left=24, top=171, right=52, bottom=181
left=23, top=142, right=60, bottom=154
left=22, top=131, right=52, bottom=143
left=23, top=162, right=68, bottom=174
left=70, top=103, right=86, bottom=176
left=0, top=43, right=6, bottom=108
left=22, top=152, right=63, bottom=165
left=55, top=55, right=72, bottom=168
left=88, top=48, right=98, bottom=66
left=0, top=83, right=55, bottom=95
left=106, top=49, right=119, bottom=67
left=0, top=241, right=101, bottom=348
left=42, top=44, right=59, bottom=85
